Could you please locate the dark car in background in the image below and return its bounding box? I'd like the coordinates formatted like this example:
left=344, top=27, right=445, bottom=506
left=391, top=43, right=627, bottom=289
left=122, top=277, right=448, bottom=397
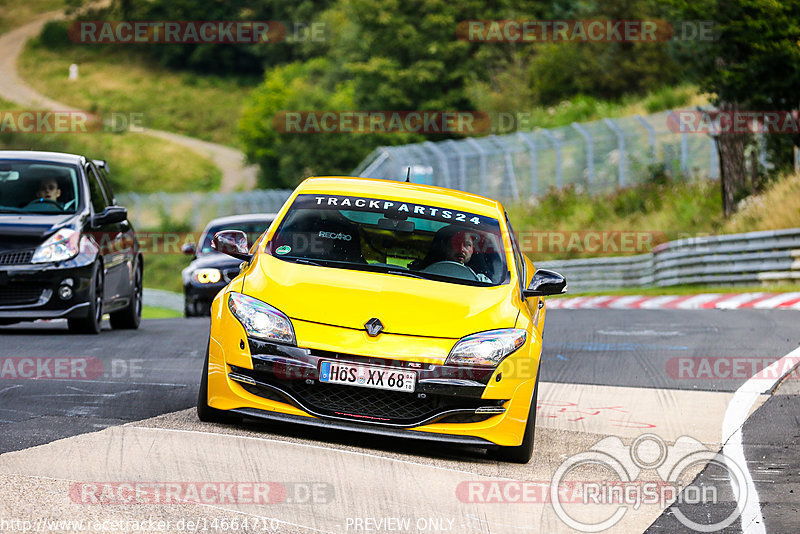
left=181, top=213, right=276, bottom=317
left=0, top=151, right=143, bottom=333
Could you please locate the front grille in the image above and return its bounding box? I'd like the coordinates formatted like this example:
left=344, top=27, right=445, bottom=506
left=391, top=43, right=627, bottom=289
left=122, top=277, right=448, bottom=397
left=0, top=250, right=33, bottom=266
left=230, top=365, right=503, bottom=426
left=0, top=285, right=44, bottom=305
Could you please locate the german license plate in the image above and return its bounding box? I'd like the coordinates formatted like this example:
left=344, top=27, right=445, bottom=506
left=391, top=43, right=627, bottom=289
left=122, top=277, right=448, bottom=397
left=319, top=361, right=416, bottom=393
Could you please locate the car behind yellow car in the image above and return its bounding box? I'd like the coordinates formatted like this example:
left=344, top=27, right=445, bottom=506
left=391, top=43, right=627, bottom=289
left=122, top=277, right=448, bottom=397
left=198, top=176, right=565, bottom=462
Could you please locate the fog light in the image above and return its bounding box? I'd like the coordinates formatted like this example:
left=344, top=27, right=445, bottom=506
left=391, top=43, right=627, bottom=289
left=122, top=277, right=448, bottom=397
left=58, top=285, right=73, bottom=300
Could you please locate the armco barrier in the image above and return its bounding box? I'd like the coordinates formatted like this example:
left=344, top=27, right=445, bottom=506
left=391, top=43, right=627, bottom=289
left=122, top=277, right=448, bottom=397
left=538, top=228, right=800, bottom=292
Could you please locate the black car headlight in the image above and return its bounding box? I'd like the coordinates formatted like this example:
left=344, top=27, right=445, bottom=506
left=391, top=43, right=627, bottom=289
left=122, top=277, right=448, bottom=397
left=31, top=229, right=80, bottom=263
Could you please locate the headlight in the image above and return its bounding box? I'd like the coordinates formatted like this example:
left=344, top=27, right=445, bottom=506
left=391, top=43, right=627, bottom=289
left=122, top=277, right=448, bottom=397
left=192, top=268, right=221, bottom=284
left=446, top=328, right=527, bottom=367
left=228, top=292, right=295, bottom=345
left=31, top=229, right=80, bottom=263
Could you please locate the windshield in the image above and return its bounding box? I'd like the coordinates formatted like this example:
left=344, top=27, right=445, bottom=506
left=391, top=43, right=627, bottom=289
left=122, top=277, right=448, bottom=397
left=0, top=161, right=81, bottom=214
left=268, top=194, right=510, bottom=286
left=199, top=219, right=273, bottom=255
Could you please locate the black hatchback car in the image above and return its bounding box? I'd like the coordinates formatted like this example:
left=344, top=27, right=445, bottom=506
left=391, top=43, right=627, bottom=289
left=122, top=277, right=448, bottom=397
left=181, top=213, right=276, bottom=316
left=0, top=151, right=142, bottom=333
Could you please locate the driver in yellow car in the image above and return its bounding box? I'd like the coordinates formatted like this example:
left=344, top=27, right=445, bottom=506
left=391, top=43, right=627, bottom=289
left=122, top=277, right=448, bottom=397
left=412, top=225, right=492, bottom=282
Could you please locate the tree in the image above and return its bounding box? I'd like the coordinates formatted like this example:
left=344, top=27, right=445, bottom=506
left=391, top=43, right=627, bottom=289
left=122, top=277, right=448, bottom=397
left=668, top=0, right=800, bottom=216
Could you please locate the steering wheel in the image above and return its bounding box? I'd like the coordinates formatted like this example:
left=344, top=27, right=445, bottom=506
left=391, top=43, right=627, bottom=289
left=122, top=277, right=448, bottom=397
left=421, top=260, right=479, bottom=281
left=24, top=198, right=65, bottom=211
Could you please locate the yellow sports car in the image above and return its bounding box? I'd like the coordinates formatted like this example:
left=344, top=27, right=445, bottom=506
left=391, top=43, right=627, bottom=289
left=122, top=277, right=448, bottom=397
left=198, top=176, right=566, bottom=462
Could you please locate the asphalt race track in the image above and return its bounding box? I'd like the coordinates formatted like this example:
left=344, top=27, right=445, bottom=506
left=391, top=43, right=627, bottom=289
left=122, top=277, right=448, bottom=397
left=0, top=309, right=798, bottom=533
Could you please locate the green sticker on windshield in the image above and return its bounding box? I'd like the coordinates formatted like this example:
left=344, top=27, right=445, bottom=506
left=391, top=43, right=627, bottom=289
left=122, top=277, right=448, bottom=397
left=276, top=245, right=291, bottom=255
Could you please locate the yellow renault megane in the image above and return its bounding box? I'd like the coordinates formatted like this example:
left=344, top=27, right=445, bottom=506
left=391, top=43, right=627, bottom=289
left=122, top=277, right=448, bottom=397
left=198, top=176, right=565, bottom=462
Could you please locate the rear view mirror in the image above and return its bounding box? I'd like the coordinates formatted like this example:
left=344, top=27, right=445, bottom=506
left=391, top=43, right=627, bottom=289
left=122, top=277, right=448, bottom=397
left=211, top=230, right=252, bottom=261
left=523, top=269, right=567, bottom=298
left=181, top=243, right=196, bottom=256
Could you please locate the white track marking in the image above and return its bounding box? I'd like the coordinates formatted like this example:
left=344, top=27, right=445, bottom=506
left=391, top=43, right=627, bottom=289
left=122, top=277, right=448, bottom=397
left=721, top=345, right=800, bottom=533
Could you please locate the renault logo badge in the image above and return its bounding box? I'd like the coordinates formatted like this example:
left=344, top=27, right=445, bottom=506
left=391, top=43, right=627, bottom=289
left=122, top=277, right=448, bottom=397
left=365, top=318, right=384, bottom=337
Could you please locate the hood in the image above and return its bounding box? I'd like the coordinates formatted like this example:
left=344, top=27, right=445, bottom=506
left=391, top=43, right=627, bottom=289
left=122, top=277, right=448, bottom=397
left=0, top=213, right=78, bottom=250
left=245, top=255, right=519, bottom=339
left=189, top=253, right=244, bottom=270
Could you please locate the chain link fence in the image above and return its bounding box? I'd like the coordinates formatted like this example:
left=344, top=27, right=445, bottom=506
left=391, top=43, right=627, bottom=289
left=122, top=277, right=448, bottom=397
left=352, top=109, right=767, bottom=201
left=118, top=189, right=292, bottom=230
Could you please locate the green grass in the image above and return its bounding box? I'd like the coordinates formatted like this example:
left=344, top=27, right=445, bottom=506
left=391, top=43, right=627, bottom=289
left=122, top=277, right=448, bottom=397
left=142, top=305, right=181, bottom=319
left=18, top=25, right=258, bottom=146
left=0, top=0, right=62, bottom=34
left=507, top=177, right=726, bottom=261
left=143, top=253, right=191, bottom=294
left=0, top=96, right=221, bottom=193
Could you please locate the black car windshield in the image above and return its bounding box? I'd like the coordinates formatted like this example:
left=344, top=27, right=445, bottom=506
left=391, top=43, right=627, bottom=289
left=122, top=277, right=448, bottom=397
left=0, top=161, right=81, bottom=214
left=199, top=220, right=273, bottom=255
left=268, top=194, right=510, bottom=286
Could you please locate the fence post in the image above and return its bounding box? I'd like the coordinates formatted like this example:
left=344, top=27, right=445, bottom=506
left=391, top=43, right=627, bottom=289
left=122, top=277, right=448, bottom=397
left=423, top=141, right=452, bottom=188
left=488, top=135, right=520, bottom=202
left=635, top=114, right=656, bottom=163
left=572, top=122, right=594, bottom=187
left=444, top=139, right=468, bottom=190
left=516, top=132, right=538, bottom=196
left=540, top=129, right=562, bottom=189
left=603, top=118, right=626, bottom=187
left=464, top=138, right=488, bottom=195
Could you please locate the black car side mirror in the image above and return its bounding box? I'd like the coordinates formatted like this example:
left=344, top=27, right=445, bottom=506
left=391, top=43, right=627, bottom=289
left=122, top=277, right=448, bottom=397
left=181, top=242, right=196, bottom=256
left=92, top=205, right=127, bottom=226
left=211, top=230, right=252, bottom=261
left=523, top=269, right=567, bottom=298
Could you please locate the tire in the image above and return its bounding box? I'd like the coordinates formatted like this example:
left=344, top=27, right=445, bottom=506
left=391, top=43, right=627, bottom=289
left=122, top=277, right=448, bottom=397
left=495, top=380, right=538, bottom=464
left=68, top=265, right=103, bottom=335
left=184, top=297, right=195, bottom=318
left=197, top=347, right=239, bottom=424
left=110, top=260, right=142, bottom=330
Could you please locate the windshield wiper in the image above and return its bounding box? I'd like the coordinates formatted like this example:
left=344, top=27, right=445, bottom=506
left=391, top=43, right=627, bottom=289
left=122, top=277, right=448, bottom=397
left=287, top=257, right=323, bottom=267
left=0, top=208, right=24, bottom=213
left=386, top=270, right=427, bottom=279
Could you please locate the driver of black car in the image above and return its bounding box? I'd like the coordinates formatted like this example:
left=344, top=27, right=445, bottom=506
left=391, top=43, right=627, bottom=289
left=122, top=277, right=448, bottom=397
left=411, top=225, right=492, bottom=282
left=27, top=177, right=63, bottom=209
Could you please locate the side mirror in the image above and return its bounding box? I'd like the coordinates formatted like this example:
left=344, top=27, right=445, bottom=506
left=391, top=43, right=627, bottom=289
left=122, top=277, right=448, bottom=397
left=181, top=242, right=196, bottom=256
left=92, top=205, right=127, bottom=226
left=211, top=230, right=252, bottom=261
left=523, top=269, right=567, bottom=298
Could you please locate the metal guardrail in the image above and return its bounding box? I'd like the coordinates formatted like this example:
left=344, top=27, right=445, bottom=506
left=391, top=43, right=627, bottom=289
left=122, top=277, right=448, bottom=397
left=538, top=228, right=800, bottom=291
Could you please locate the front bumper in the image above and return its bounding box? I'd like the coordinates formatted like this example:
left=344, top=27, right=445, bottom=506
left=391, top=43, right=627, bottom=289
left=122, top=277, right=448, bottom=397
left=207, top=295, right=540, bottom=447
left=0, top=259, right=94, bottom=321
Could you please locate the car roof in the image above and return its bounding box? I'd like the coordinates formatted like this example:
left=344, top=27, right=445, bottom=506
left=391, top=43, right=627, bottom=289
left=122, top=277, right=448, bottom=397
left=204, top=213, right=279, bottom=228
left=0, top=150, right=85, bottom=166
left=296, top=176, right=505, bottom=218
